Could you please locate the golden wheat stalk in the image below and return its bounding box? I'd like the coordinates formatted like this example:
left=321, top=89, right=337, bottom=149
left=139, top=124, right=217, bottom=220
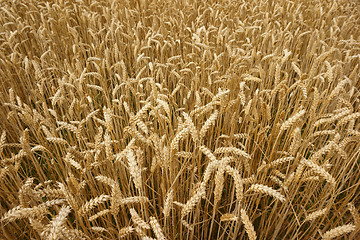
left=163, top=188, right=174, bottom=219
left=127, top=149, right=143, bottom=192
left=302, top=159, right=336, bottom=188
left=305, top=208, right=328, bottom=222
left=79, top=195, right=110, bottom=215
left=220, top=213, right=238, bottom=222
left=149, top=216, right=166, bottom=240
left=322, top=224, right=356, bottom=240
left=240, top=208, right=257, bottom=240
left=130, top=208, right=150, bottom=229
left=248, top=184, right=286, bottom=202
left=348, top=203, right=360, bottom=226
left=280, top=109, right=306, bottom=132
left=181, top=182, right=206, bottom=218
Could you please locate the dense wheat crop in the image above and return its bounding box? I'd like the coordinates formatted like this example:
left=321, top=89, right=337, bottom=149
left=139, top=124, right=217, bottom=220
left=0, top=0, right=359, bottom=239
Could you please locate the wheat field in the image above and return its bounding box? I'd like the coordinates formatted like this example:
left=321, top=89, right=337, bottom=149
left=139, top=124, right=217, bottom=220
left=0, top=0, right=359, bottom=239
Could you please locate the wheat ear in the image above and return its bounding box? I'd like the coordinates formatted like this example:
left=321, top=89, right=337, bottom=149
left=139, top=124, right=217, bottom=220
left=240, top=208, right=257, bottom=240
left=149, top=216, right=166, bottom=240
left=248, top=184, right=286, bottom=202
left=322, top=224, right=356, bottom=240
